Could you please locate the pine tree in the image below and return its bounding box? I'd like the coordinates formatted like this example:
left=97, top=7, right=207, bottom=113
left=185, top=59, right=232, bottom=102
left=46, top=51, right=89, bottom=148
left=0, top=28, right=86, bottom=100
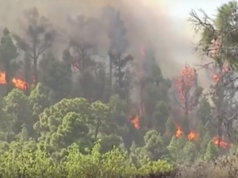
left=204, top=141, right=219, bottom=160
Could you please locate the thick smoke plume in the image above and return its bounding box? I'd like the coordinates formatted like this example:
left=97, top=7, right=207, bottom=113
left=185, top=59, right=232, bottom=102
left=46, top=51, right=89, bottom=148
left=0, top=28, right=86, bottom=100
left=0, top=0, right=209, bottom=86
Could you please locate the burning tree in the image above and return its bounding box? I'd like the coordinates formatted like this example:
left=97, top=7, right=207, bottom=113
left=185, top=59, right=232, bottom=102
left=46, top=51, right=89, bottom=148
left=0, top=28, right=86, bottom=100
left=13, top=7, right=55, bottom=87
left=189, top=1, right=238, bottom=148
left=127, top=45, right=146, bottom=130
left=173, top=64, right=232, bottom=147
left=174, top=64, right=203, bottom=116
left=0, top=28, right=27, bottom=94
left=128, top=44, right=172, bottom=132
left=0, top=72, right=26, bottom=91
left=172, top=64, right=202, bottom=141
left=129, top=115, right=140, bottom=129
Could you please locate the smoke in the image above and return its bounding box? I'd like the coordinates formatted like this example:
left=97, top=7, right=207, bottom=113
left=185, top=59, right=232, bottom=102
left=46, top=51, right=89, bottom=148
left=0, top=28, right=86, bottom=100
left=0, top=0, right=210, bottom=87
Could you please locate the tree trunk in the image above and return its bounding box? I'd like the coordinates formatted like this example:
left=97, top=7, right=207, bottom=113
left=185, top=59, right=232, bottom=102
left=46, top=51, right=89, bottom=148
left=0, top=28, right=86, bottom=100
left=5, top=62, right=11, bottom=95
left=94, top=120, right=101, bottom=142
left=33, top=40, right=38, bottom=86
left=24, top=54, right=31, bottom=95
left=33, top=57, right=38, bottom=86
left=118, top=61, right=122, bottom=88
left=24, top=69, right=30, bottom=95
left=109, top=58, right=112, bottom=87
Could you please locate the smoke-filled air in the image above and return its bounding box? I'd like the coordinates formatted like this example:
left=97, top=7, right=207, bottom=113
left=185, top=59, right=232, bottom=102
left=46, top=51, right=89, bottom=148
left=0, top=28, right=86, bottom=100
left=0, top=0, right=238, bottom=178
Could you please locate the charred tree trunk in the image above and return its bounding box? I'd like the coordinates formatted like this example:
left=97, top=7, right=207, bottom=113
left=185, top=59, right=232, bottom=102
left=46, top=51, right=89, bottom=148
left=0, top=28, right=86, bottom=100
left=33, top=41, right=38, bottom=86
left=33, top=57, right=38, bottom=86
left=5, top=62, right=11, bottom=95
left=217, top=112, right=223, bottom=150
left=94, top=120, right=101, bottom=142
left=109, top=58, right=112, bottom=87
left=24, top=54, right=31, bottom=95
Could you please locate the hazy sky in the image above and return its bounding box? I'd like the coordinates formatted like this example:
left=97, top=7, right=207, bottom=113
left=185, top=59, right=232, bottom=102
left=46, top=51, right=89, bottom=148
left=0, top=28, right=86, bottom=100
left=165, top=0, right=231, bottom=18
left=158, top=0, right=232, bottom=36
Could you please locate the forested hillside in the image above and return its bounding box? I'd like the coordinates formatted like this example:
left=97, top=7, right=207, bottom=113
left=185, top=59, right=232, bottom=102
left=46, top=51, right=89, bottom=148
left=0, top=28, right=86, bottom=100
left=0, top=1, right=238, bottom=178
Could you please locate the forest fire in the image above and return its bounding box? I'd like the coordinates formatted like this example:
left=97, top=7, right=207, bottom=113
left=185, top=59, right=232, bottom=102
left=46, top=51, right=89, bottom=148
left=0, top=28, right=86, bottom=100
left=130, top=115, right=140, bottom=129
left=129, top=44, right=146, bottom=130
left=187, top=131, right=197, bottom=141
left=175, top=126, right=182, bottom=138
left=0, top=72, right=26, bottom=90
left=0, top=0, right=237, bottom=173
left=212, top=137, right=229, bottom=149
left=135, top=47, right=230, bottom=148
left=175, top=64, right=196, bottom=102
left=175, top=127, right=197, bottom=141
left=175, top=127, right=231, bottom=148
left=174, top=65, right=199, bottom=141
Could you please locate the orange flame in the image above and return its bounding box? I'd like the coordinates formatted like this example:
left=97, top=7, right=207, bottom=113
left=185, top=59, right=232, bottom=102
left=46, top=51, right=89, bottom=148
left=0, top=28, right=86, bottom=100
left=0, top=72, right=26, bottom=90
left=175, top=126, right=182, bottom=138
left=130, top=115, right=140, bottom=129
left=175, top=127, right=198, bottom=141
left=187, top=131, right=197, bottom=141
left=175, top=65, right=196, bottom=102
left=212, top=137, right=229, bottom=148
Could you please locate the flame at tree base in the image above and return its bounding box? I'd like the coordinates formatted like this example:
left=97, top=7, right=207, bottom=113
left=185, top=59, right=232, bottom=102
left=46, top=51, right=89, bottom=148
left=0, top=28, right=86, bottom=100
left=175, top=126, right=197, bottom=141
left=0, top=72, right=26, bottom=90
left=212, top=137, right=230, bottom=149
left=175, top=127, right=231, bottom=148
left=130, top=115, right=140, bottom=129
left=175, top=127, right=182, bottom=138
left=187, top=131, right=197, bottom=141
